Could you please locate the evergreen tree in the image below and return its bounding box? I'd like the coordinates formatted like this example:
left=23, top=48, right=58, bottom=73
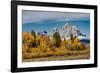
left=31, top=30, right=36, bottom=38
left=53, top=32, right=61, bottom=48
left=70, top=33, right=73, bottom=41
left=31, top=30, right=36, bottom=47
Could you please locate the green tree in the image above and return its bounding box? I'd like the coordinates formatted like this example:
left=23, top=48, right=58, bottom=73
left=31, top=30, right=36, bottom=38
left=31, top=30, right=36, bottom=47
left=70, top=33, right=74, bottom=41
left=53, top=32, right=61, bottom=48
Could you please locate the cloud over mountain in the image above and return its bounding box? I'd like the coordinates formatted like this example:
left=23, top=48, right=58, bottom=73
left=22, top=10, right=90, bottom=24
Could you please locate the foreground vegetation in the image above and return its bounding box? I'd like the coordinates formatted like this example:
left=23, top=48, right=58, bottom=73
left=22, top=31, right=90, bottom=62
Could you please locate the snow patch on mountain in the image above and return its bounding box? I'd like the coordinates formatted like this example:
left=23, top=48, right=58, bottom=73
left=49, top=22, right=83, bottom=39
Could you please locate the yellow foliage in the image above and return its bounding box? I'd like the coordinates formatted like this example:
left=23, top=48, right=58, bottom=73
left=66, top=39, right=72, bottom=45
left=74, top=38, right=80, bottom=43
left=55, top=49, right=68, bottom=56
left=22, top=32, right=90, bottom=60
left=22, top=44, right=28, bottom=53
left=61, top=40, right=67, bottom=49
left=22, top=52, right=32, bottom=59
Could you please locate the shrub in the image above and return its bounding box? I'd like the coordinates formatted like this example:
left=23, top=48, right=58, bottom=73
left=22, top=52, right=32, bottom=59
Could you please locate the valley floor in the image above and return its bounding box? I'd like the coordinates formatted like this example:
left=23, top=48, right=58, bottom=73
left=22, top=51, right=90, bottom=62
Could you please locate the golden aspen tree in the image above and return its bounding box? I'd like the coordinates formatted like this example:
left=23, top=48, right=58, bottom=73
left=61, top=39, right=67, bottom=49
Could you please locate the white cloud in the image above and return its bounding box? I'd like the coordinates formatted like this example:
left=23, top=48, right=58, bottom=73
left=22, top=10, right=90, bottom=24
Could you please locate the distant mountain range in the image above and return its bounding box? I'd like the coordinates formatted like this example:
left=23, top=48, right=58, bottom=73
left=47, top=22, right=90, bottom=44
left=49, top=23, right=85, bottom=38
left=23, top=22, right=90, bottom=44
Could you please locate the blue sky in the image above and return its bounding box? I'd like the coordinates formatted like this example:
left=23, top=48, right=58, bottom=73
left=22, top=10, right=90, bottom=37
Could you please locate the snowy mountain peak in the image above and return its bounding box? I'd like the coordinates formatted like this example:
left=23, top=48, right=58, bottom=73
left=49, top=22, right=85, bottom=40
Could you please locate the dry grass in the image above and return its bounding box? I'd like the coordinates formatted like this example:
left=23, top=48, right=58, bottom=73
left=22, top=48, right=90, bottom=62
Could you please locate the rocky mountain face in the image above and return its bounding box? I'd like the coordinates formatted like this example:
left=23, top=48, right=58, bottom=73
left=49, top=23, right=82, bottom=40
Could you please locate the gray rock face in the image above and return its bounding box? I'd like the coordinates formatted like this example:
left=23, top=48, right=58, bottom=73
left=49, top=22, right=82, bottom=40
left=48, top=22, right=90, bottom=47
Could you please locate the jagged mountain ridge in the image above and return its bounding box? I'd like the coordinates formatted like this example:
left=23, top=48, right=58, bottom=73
left=49, top=22, right=84, bottom=40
